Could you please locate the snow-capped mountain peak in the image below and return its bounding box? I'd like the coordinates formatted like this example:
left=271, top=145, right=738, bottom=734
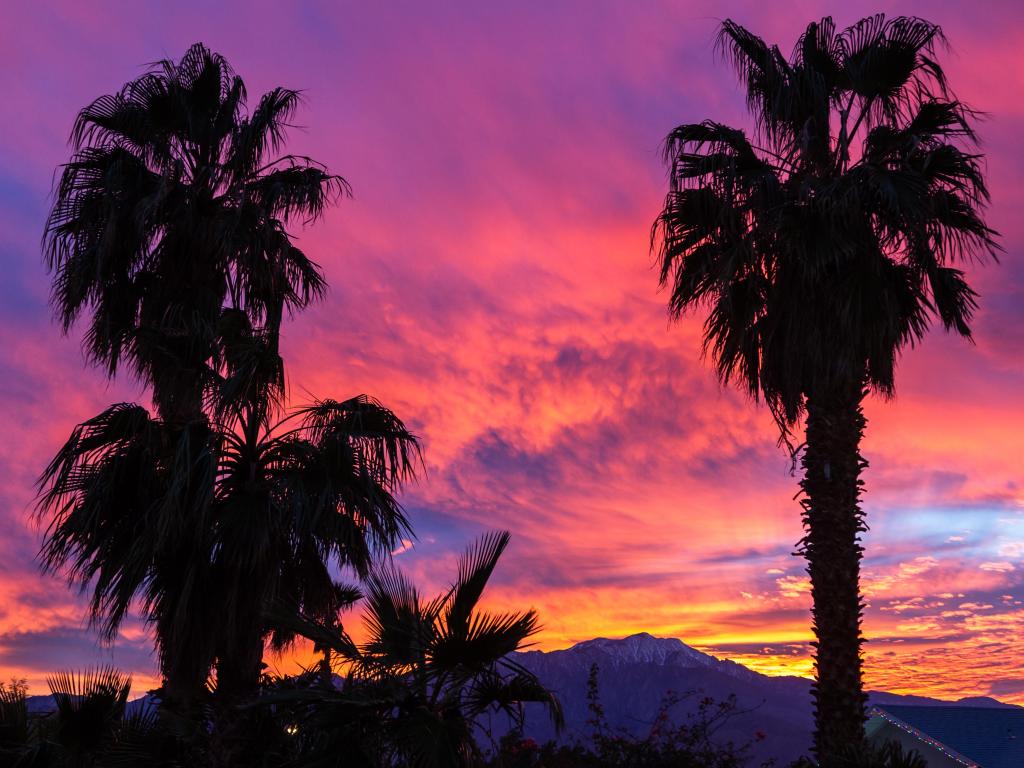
left=515, top=631, right=758, bottom=683
left=568, top=632, right=715, bottom=667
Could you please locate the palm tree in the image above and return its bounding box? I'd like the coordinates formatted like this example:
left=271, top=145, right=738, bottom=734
left=37, top=405, right=220, bottom=708
left=652, top=15, right=997, bottom=759
left=281, top=531, right=562, bottom=767
left=40, top=43, right=345, bottom=710
left=37, top=394, right=420, bottom=712
left=43, top=42, right=343, bottom=426
left=209, top=394, right=421, bottom=700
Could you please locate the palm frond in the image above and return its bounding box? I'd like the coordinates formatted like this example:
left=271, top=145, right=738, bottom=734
left=293, top=396, right=422, bottom=484
left=840, top=16, right=946, bottom=124
left=441, top=531, right=510, bottom=641
left=793, top=17, right=842, bottom=86
left=360, top=566, right=428, bottom=674
left=46, top=667, right=132, bottom=758
left=46, top=668, right=132, bottom=717
left=266, top=606, right=362, bottom=661
left=226, top=87, right=302, bottom=179
left=464, top=667, right=563, bottom=729
left=246, top=162, right=350, bottom=224
left=653, top=14, right=997, bottom=430
left=432, top=609, right=540, bottom=673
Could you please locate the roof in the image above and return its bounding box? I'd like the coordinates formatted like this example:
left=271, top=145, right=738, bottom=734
left=870, top=705, right=1024, bottom=768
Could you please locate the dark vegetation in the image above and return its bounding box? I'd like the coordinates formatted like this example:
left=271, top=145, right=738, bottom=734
left=652, top=13, right=997, bottom=762
left=487, top=663, right=771, bottom=768
left=18, top=9, right=995, bottom=764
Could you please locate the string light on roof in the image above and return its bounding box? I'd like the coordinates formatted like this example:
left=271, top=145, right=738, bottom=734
left=868, top=707, right=978, bottom=768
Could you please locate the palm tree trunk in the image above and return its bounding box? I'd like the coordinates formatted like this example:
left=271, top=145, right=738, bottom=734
left=215, top=624, right=265, bottom=701
left=160, top=647, right=210, bottom=717
left=153, top=361, right=207, bottom=429
left=210, top=620, right=266, bottom=767
left=800, top=380, right=869, bottom=761
left=157, top=414, right=214, bottom=717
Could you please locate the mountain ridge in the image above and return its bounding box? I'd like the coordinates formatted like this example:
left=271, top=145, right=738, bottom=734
left=519, top=631, right=1015, bottom=706
left=506, top=632, right=1016, bottom=765
left=518, top=631, right=787, bottom=684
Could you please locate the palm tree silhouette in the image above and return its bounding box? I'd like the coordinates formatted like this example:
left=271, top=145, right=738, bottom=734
left=652, top=15, right=997, bottom=759
left=43, top=42, right=343, bottom=426
left=209, top=395, right=421, bottom=700
left=37, top=394, right=420, bottom=711
left=40, top=43, right=346, bottom=711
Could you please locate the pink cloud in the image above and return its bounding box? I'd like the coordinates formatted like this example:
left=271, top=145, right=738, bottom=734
left=0, top=1, right=1022, bottom=703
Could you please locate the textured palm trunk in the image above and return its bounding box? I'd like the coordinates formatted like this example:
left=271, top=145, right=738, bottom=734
left=154, top=374, right=206, bottom=430
left=799, top=381, right=869, bottom=761
left=212, top=475, right=274, bottom=704
left=156, top=393, right=212, bottom=717
left=159, top=640, right=211, bottom=718
left=210, top=609, right=266, bottom=767
left=215, top=617, right=265, bottom=700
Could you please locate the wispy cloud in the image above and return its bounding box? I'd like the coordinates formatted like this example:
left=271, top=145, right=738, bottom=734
left=0, top=0, right=1021, bottom=703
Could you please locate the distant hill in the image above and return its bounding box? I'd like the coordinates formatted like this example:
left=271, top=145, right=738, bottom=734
left=506, top=633, right=1018, bottom=766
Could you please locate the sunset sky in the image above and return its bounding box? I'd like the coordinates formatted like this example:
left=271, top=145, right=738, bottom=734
left=1, top=1, right=1022, bottom=704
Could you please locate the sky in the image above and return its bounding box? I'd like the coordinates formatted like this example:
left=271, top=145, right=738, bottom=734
left=0, top=0, right=1022, bottom=704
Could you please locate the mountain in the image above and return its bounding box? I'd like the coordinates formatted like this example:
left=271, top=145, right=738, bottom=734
left=506, top=633, right=1017, bottom=766
left=523, top=632, right=761, bottom=680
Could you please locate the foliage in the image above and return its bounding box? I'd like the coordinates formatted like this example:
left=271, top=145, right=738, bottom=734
left=652, top=14, right=998, bottom=431
left=0, top=666, right=927, bottom=768
left=28, top=25, right=989, bottom=768
left=267, top=531, right=562, bottom=768
left=651, top=14, right=998, bottom=759
left=35, top=394, right=421, bottom=706
left=39, top=41, right=352, bottom=711
left=0, top=668, right=198, bottom=768
left=43, top=42, right=345, bottom=423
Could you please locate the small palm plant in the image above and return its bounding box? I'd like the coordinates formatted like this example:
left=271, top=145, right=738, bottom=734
left=0, top=669, right=134, bottom=767
left=279, top=531, right=562, bottom=768
left=44, top=668, right=133, bottom=765
left=0, top=679, right=30, bottom=761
